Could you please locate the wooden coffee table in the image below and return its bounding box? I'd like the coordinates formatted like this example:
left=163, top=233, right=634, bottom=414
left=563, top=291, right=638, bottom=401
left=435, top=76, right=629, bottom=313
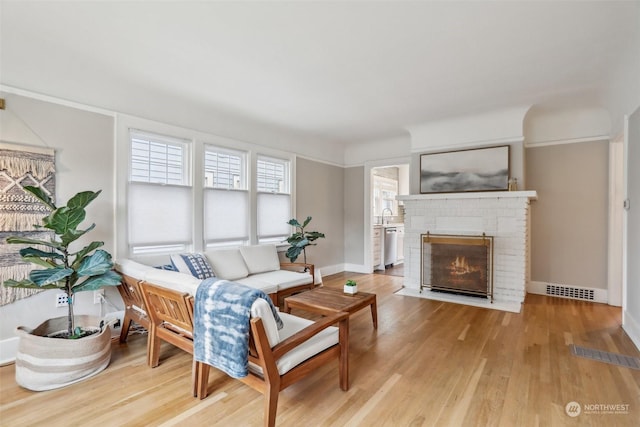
left=284, top=287, right=377, bottom=329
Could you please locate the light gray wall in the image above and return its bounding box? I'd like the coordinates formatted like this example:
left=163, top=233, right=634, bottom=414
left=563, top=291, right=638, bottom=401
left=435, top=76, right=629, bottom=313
left=295, top=158, right=345, bottom=270
left=526, top=141, right=609, bottom=289
left=0, top=93, right=118, bottom=344
left=344, top=166, right=365, bottom=266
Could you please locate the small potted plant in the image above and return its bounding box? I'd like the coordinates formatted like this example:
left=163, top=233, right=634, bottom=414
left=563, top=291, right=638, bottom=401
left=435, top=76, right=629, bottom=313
left=344, top=279, right=358, bottom=295
left=284, top=216, right=325, bottom=264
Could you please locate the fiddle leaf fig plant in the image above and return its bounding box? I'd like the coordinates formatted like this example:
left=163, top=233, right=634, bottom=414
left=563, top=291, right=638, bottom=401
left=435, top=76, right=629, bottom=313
left=3, top=186, right=122, bottom=338
left=284, top=216, right=325, bottom=264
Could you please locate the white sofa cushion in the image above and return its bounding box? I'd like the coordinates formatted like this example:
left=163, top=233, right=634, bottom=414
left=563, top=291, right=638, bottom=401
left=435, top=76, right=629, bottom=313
left=250, top=298, right=280, bottom=347
left=204, top=249, right=249, bottom=281
left=143, top=268, right=201, bottom=295
left=242, top=269, right=312, bottom=291
left=234, top=276, right=279, bottom=295
left=239, top=245, right=280, bottom=274
left=115, top=259, right=155, bottom=280
left=249, top=311, right=338, bottom=376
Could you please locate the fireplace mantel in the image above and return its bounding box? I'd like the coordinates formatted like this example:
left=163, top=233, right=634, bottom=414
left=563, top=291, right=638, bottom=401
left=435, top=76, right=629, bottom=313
left=398, top=190, right=537, bottom=202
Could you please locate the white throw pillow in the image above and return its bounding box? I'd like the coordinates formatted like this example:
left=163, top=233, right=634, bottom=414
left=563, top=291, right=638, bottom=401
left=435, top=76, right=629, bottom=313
left=239, top=245, right=280, bottom=274
left=204, top=249, right=250, bottom=281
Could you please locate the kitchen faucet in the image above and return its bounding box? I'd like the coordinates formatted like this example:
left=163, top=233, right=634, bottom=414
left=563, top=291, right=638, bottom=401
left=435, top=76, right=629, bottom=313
left=381, top=208, right=393, bottom=225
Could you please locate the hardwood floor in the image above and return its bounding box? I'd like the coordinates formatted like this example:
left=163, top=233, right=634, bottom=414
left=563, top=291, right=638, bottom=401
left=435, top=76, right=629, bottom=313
left=1, top=272, right=639, bottom=426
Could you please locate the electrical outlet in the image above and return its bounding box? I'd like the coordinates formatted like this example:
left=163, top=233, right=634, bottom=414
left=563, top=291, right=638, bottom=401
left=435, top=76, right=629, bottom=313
left=55, top=293, right=68, bottom=307
left=93, top=289, right=104, bottom=304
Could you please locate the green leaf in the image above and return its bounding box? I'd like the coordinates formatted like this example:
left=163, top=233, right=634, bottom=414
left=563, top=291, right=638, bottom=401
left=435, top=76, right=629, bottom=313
left=295, top=238, right=309, bottom=248
left=30, top=267, right=73, bottom=287
left=6, top=236, right=63, bottom=251
left=73, top=270, right=122, bottom=292
left=60, top=223, right=95, bottom=247
left=67, top=190, right=101, bottom=209
left=23, top=186, right=56, bottom=210
left=305, top=231, right=325, bottom=242
left=22, top=256, right=58, bottom=268
left=71, top=241, right=104, bottom=268
left=286, top=246, right=302, bottom=263
left=3, top=278, right=61, bottom=289
left=302, top=216, right=312, bottom=228
left=287, top=218, right=301, bottom=228
left=43, top=206, right=86, bottom=235
left=19, top=247, right=64, bottom=259
left=76, top=250, right=113, bottom=277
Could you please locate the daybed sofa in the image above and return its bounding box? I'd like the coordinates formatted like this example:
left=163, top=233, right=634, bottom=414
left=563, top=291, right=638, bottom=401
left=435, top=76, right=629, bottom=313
left=115, top=244, right=316, bottom=342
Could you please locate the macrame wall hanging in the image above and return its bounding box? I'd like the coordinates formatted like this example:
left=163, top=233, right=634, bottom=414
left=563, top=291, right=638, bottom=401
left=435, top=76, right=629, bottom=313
left=0, top=141, right=56, bottom=306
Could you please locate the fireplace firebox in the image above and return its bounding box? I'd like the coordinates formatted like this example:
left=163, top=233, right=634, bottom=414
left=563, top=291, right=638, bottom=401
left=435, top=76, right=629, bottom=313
left=421, top=233, right=493, bottom=301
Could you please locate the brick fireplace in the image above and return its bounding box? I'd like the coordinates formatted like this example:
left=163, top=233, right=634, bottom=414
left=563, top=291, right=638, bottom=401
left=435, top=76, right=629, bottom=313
left=398, top=191, right=537, bottom=310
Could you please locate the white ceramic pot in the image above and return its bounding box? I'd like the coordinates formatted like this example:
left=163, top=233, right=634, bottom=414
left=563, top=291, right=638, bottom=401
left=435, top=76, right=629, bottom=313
left=344, top=284, right=358, bottom=294
left=14, top=315, right=111, bottom=391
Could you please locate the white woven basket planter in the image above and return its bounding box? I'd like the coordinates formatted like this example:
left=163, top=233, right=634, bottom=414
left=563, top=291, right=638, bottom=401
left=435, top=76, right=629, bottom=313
left=15, top=315, right=112, bottom=391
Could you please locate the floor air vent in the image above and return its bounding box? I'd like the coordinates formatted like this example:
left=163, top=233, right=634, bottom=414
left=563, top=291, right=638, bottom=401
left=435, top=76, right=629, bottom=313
left=546, top=284, right=595, bottom=301
left=570, top=345, right=640, bottom=370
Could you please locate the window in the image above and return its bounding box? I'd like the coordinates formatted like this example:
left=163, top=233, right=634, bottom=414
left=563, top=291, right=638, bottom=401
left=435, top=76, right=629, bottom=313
left=204, top=146, right=246, bottom=189
left=256, top=155, right=291, bottom=243
left=203, top=145, right=249, bottom=247
left=128, top=130, right=192, bottom=254
left=257, top=156, right=289, bottom=193
left=130, top=131, right=187, bottom=184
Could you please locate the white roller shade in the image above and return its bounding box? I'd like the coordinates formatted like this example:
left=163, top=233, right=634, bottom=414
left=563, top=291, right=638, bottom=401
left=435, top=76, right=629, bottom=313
left=257, top=192, right=291, bottom=240
left=204, top=189, right=249, bottom=243
left=128, top=182, right=192, bottom=246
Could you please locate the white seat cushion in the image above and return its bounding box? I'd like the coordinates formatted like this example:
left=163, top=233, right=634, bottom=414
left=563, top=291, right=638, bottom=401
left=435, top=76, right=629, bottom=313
left=239, top=245, right=280, bottom=274
left=246, top=269, right=313, bottom=291
left=234, top=276, right=279, bottom=295
left=249, top=312, right=338, bottom=376
left=204, top=249, right=250, bottom=281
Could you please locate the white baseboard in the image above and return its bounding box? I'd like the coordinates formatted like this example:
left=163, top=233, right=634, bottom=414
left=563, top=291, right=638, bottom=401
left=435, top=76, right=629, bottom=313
left=343, top=263, right=370, bottom=274
left=528, top=281, right=608, bottom=304
left=623, top=309, right=640, bottom=352
left=317, top=264, right=345, bottom=279
left=0, top=337, right=19, bottom=365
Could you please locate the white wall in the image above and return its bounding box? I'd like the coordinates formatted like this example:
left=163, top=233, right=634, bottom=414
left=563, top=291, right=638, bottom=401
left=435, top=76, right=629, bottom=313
left=0, top=93, right=119, bottom=363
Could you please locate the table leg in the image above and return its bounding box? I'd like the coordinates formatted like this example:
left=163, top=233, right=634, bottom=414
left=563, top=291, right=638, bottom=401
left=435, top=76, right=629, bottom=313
left=371, top=297, right=378, bottom=329
left=283, top=300, right=291, bottom=314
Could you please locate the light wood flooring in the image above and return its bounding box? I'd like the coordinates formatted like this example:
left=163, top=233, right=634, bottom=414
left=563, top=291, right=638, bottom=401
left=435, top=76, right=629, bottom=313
left=1, top=272, right=639, bottom=426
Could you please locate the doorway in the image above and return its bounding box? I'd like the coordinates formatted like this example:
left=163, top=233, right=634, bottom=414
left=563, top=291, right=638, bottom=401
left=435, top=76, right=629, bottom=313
left=371, top=164, right=409, bottom=277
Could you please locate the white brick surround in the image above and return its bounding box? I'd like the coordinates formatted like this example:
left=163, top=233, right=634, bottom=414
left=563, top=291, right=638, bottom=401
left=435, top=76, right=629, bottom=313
left=398, top=191, right=537, bottom=305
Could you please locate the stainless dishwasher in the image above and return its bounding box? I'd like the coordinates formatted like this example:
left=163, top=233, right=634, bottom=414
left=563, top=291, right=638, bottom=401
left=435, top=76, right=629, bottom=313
left=384, top=227, right=398, bottom=266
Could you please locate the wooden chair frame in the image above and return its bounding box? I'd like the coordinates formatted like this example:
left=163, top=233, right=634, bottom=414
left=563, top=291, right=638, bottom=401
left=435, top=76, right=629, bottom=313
left=195, top=309, right=349, bottom=427
left=138, top=282, right=195, bottom=367
left=116, top=274, right=150, bottom=343
left=275, top=262, right=316, bottom=307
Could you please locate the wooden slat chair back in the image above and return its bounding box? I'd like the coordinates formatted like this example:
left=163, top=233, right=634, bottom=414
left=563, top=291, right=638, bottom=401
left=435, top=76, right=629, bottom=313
left=139, top=281, right=195, bottom=368
left=116, top=273, right=150, bottom=343
left=195, top=308, right=349, bottom=427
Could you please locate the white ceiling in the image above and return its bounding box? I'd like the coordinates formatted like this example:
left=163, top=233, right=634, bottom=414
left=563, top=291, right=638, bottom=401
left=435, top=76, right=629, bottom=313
left=1, top=1, right=638, bottom=145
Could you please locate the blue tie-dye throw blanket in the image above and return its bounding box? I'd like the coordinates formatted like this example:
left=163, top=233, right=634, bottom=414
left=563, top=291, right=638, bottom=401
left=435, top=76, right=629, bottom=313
left=194, top=278, right=283, bottom=378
